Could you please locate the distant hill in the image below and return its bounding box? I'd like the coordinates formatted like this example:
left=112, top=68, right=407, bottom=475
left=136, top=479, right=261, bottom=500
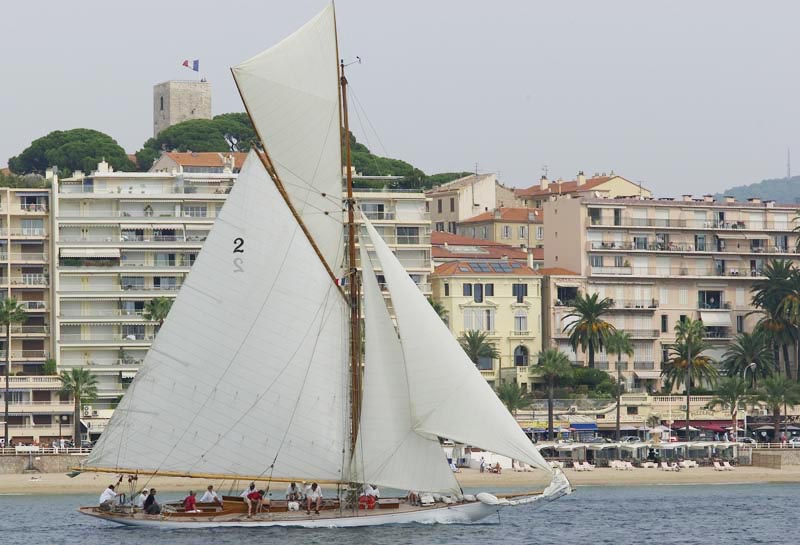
left=714, top=176, right=800, bottom=205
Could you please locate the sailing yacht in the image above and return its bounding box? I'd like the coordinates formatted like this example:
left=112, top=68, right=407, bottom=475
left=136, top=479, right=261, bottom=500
left=76, top=3, right=570, bottom=528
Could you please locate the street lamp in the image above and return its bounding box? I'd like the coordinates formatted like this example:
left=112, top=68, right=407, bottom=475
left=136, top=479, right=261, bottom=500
left=741, top=363, right=757, bottom=441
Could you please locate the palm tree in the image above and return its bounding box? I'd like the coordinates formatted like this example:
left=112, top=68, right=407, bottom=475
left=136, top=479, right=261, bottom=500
left=750, top=260, right=795, bottom=377
left=1, top=298, right=28, bottom=446
left=427, top=297, right=448, bottom=322
left=495, top=382, right=533, bottom=416
left=706, top=377, right=751, bottom=438
left=562, top=292, right=615, bottom=369
left=58, top=368, right=98, bottom=444
left=530, top=348, right=573, bottom=440
left=660, top=318, right=718, bottom=440
left=458, top=330, right=499, bottom=368
left=779, top=266, right=800, bottom=380
left=143, top=296, right=173, bottom=332
left=756, top=375, right=800, bottom=441
left=606, top=330, right=633, bottom=441
left=721, top=331, right=774, bottom=387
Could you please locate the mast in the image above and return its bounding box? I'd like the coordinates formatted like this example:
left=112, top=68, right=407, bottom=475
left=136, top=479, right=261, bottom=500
left=341, top=60, right=362, bottom=452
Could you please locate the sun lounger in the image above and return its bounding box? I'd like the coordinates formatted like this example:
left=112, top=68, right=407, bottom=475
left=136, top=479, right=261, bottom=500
left=572, top=461, right=585, bottom=472
left=581, top=461, right=595, bottom=471
left=722, top=461, right=735, bottom=471
left=712, top=461, right=725, bottom=471
left=641, top=461, right=657, bottom=469
left=611, top=460, right=622, bottom=470
left=660, top=462, right=676, bottom=471
left=625, top=461, right=635, bottom=470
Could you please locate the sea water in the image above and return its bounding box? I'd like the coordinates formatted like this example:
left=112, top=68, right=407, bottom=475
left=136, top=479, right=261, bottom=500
left=0, top=484, right=794, bottom=545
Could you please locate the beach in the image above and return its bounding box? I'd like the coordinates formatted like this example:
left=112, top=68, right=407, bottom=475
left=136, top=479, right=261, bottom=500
left=2, top=466, right=799, bottom=496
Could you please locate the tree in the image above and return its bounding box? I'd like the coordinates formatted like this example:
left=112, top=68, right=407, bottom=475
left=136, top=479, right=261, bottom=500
left=722, top=331, right=774, bottom=387
left=707, top=377, right=752, bottom=438
left=427, top=297, right=448, bottom=322
left=495, top=382, right=533, bottom=416
left=755, top=375, right=800, bottom=441
left=136, top=113, right=258, bottom=170
left=1, top=298, right=28, bottom=446
left=8, top=129, right=134, bottom=175
left=458, top=330, right=499, bottom=368
left=530, top=348, right=573, bottom=440
left=58, top=368, right=98, bottom=444
left=606, top=330, right=634, bottom=441
left=562, top=292, right=615, bottom=369
left=43, top=358, right=57, bottom=376
left=750, top=260, right=796, bottom=378
left=660, top=318, right=718, bottom=440
left=144, top=297, right=174, bottom=328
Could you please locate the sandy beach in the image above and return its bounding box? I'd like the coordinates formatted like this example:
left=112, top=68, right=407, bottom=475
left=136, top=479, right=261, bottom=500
left=1, top=466, right=799, bottom=496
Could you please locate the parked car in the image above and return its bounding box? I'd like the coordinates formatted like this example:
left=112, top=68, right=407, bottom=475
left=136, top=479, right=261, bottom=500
left=584, top=436, right=611, bottom=444
left=736, top=437, right=757, bottom=444
left=620, top=436, right=640, bottom=443
left=788, top=437, right=800, bottom=448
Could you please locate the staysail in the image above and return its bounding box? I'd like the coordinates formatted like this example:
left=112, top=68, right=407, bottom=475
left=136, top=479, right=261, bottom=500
left=362, top=219, right=555, bottom=475
left=351, top=242, right=461, bottom=494
left=87, top=152, right=350, bottom=482
left=232, top=3, right=344, bottom=273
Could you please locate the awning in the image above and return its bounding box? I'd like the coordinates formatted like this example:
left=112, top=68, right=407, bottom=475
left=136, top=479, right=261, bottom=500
left=570, top=423, right=597, bottom=431
left=619, top=424, right=638, bottom=431
left=120, top=371, right=137, bottom=379
left=60, top=248, right=121, bottom=258
left=715, top=233, right=747, bottom=240
left=746, top=233, right=770, bottom=240
left=120, top=224, right=147, bottom=230
left=60, top=223, right=119, bottom=228
left=15, top=192, right=48, bottom=197
left=634, top=371, right=661, bottom=380
left=185, top=224, right=211, bottom=230
left=700, top=423, right=727, bottom=433
left=153, top=224, right=184, bottom=230
left=699, top=311, right=732, bottom=327
left=672, top=420, right=739, bottom=429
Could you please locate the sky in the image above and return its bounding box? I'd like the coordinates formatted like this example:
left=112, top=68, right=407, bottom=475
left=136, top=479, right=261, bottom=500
left=1, top=0, right=799, bottom=196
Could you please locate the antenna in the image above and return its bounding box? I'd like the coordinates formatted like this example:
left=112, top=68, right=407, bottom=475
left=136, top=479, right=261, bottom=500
left=342, top=56, right=361, bottom=68
left=542, top=164, right=549, bottom=177
left=474, top=162, right=479, bottom=176
left=788, top=147, right=792, bottom=179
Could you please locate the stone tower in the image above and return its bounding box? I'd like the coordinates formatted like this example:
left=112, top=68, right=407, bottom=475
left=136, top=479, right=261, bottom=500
left=153, top=80, right=212, bottom=137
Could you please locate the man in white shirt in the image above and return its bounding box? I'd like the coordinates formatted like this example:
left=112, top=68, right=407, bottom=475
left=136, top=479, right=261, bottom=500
left=305, top=482, right=323, bottom=515
left=200, top=485, right=222, bottom=505
left=98, top=484, right=117, bottom=511
left=368, top=484, right=380, bottom=499
left=286, top=482, right=301, bottom=501
left=134, top=488, right=149, bottom=509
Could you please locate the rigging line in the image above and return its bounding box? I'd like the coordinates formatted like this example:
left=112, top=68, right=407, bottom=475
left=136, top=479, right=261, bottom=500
left=145, top=218, right=308, bottom=480
left=349, top=95, right=384, bottom=178
left=349, top=85, right=391, bottom=160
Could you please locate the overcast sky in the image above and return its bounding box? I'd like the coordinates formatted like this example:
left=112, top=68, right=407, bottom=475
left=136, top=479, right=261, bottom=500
left=2, top=1, right=798, bottom=195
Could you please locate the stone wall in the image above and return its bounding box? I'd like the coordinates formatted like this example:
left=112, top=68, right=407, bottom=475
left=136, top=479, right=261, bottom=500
left=0, top=454, right=88, bottom=474
left=751, top=450, right=800, bottom=469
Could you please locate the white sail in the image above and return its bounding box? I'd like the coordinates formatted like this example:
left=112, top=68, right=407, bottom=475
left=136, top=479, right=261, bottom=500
left=232, top=3, right=344, bottom=273
left=362, top=219, right=554, bottom=475
left=87, top=152, right=350, bottom=482
left=352, top=243, right=461, bottom=494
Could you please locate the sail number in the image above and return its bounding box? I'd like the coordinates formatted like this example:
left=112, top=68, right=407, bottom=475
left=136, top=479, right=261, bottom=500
left=233, top=238, right=244, bottom=273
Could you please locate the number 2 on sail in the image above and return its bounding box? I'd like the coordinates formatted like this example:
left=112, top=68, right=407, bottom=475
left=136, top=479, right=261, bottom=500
left=233, top=237, right=244, bottom=272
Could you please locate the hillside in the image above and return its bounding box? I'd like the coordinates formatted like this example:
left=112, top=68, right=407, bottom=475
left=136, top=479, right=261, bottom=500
left=714, top=176, right=800, bottom=205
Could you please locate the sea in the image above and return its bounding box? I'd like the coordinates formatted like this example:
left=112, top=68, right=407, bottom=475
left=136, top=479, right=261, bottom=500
left=0, top=484, right=794, bottom=545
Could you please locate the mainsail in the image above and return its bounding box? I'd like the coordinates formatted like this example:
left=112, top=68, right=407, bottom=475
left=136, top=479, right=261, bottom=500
left=352, top=242, right=461, bottom=494
left=362, top=219, right=555, bottom=475
left=232, top=3, right=344, bottom=273
left=86, top=153, right=350, bottom=482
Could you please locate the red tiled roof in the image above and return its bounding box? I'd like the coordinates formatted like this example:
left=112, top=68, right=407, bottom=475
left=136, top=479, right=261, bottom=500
left=432, top=245, right=529, bottom=260
left=0, top=167, right=10, bottom=176
left=164, top=151, right=249, bottom=168
left=433, top=260, right=540, bottom=277
left=537, top=267, right=580, bottom=276
left=515, top=176, right=615, bottom=198
left=460, top=207, right=543, bottom=224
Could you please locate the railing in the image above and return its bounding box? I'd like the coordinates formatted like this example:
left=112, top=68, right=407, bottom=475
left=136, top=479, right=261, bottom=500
left=81, top=358, right=144, bottom=367
left=590, top=266, right=765, bottom=278
left=633, top=361, right=655, bottom=370
left=361, top=211, right=396, bottom=221
left=60, top=235, right=207, bottom=243
left=626, top=329, right=660, bottom=338
left=59, top=210, right=216, bottom=219
left=0, top=376, right=60, bottom=387
left=704, top=329, right=732, bottom=339
left=60, top=334, right=155, bottom=343
left=60, top=309, right=144, bottom=318
left=590, top=218, right=792, bottom=230
left=60, top=284, right=181, bottom=293
left=510, top=330, right=531, bottom=336
left=698, top=302, right=731, bottom=310
left=652, top=395, right=714, bottom=404
left=0, top=325, right=49, bottom=334
left=59, top=185, right=232, bottom=196
left=0, top=350, right=48, bottom=359
left=459, top=330, right=497, bottom=337
left=0, top=447, right=93, bottom=456
left=10, top=275, right=48, bottom=286
left=8, top=228, right=46, bottom=237
left=610, top=299, right=659, bottom=310
left=16, top=204, right=48, bottom=213
left=9, top=253, right=48, bottom=262
left=20, top=301, right=47, bottom=310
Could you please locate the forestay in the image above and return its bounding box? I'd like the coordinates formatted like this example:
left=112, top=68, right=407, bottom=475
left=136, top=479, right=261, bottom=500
left=351, top=241, right=460, bottom=494
left=232, top=3, right=344, bottom=273
left=362, top=219, right=554, bottom=475
left=88, top=152, right=349, bottom=482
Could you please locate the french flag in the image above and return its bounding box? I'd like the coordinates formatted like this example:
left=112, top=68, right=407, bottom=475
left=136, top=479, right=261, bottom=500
left=182, top=59, right=200, bottom=72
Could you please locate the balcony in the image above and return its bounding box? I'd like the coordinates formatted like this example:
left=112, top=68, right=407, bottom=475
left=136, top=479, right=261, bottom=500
left=58, top=284, right=182, bottom=296
left=0, top=325, right=49, bottom=335
left=7, top=401, right=72, bottom=414
left=60, top=309, right=144, bottom=318
left=58, top=184, right=233, bottom=196
left=633, top=361, right=656, bottom=370
left=0, top=350, right=49, bottom=360
left=60, top=333, right=155, bottom=345
left=590, top=266, right=763, bottom=278
left=0, top=376, right=61, bottom=389
left=361, top=211, right=396, bottom=221
left=15, top=204, right=48, bottom=214
left=9, top=252, right=48, bottom=263
left=8, top=228, right=46, bottom=238
left=588, top=241, right=800, bottom=256
left=590, top=218, right=791, bottom=231
left=60, top=234, right=207, bottom=244
left=509, top=330, right=533, bottom=337
left=609, top=299, right=659, bottom=310
left=626, top=329, right=659, bottom=338
left=10, top=274, right=48, bottom=286
left=20, top=301, right=47, bottom=311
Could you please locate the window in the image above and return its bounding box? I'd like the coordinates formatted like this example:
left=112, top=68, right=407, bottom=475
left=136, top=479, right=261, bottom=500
left=21, top=219, right=44, bottom=235
left=514, top=345, right=529, bottom=366
left=121, top=301, right=145, bottom=315
left=361, top=203, right=386, bottom=220
left=160, top=96, right=164, bottom=111
left=633, top=235, right=648, bottom=250
left=662, top=347, right=670, bottom=363
left=514, top=310, right=528, bottom=333
left=591, top=255, right=604, bottom=267
left=512, top=283, right=528, bottom=303
left=679, top=314, right=687, bottom=323
left=588, top=208, right=601, bottom=225
left=661, top=314, right=668, bottom=333
left=184, top=205, right=207, bottom=217
left=737, top=315, right=744, bottom=333
left=154, top=253, right=176, bottom=266
left=480, top=226, right=488, bottom=239
left=463, top=283, right=472, bottom=297
left=614, top=209, right=622, bottom=226
left=474, top=284, right=484, bottom=303
left=121, top=276, right=144, bottom=290
left=626, top=406, right=638, bottom=415
left=614, top=256, right=624, bottom=267
left=154, top=276, right=177, bottom=289
left=435, top=222, right=444, bottom=232
left=694, top=234, right=706, bottom=251
left=477, top=355, right=493, bottom=370
left=448, top=222, right=456, bottom=234
left=437, top=199, right=442, bottom=213
left=535, top=226, right=544, bottom=240
left=519, top=226, right=528, bottom=239
left=484, top=283, right=494, bottom=296
left=397, top=226, right=420, bottom=244
left=122, top=324, right=145, bottom=340
left=449, top=198, right=455, bottom=212
left=502, top=225, right=511, bottom=239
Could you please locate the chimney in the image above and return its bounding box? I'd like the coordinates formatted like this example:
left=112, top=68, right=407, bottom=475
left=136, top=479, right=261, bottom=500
left=682, top=194, right=692, bottom=202
left=493, top=208, right=502, bottom=220
left=765, top=200, right=775, bottom=208
left=703, top=194, right=714, bottom=203
left=527, top=249, right=534, bottom=269
left=747, top=197, right=761, bottom=204
left=576, top=171, right=586, bottom=186
left=724, top=196, right=735, bottom=203
left=540, top=175, right=549, bottom=191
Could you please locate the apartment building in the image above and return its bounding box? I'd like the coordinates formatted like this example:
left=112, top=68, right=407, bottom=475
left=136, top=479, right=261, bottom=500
left=516, top=172, right=651, bottom=208
left=354, top=189, right=432, bottom=298
left=150, top=151, right=248, bottom=174
left=457, top=207, right=544, bottom=249
left=0, top=187, right=55, bottom=443
left=426, top=174, right=516, bottom=234
left=431, top=260, right=542, bottom=390
left=52, top=160, right=234, bottom=417
left=542, top=193, right=800, bottom=391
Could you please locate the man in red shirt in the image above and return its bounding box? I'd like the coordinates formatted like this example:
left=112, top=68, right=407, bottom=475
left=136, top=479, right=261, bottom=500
left=183, top=490, right=199, bottom=513
left=246, top=489, right=264, bottom=517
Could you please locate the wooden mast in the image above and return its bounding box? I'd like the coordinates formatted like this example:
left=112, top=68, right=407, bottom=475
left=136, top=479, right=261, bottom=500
left=340, top=60, right=362, bottom=452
